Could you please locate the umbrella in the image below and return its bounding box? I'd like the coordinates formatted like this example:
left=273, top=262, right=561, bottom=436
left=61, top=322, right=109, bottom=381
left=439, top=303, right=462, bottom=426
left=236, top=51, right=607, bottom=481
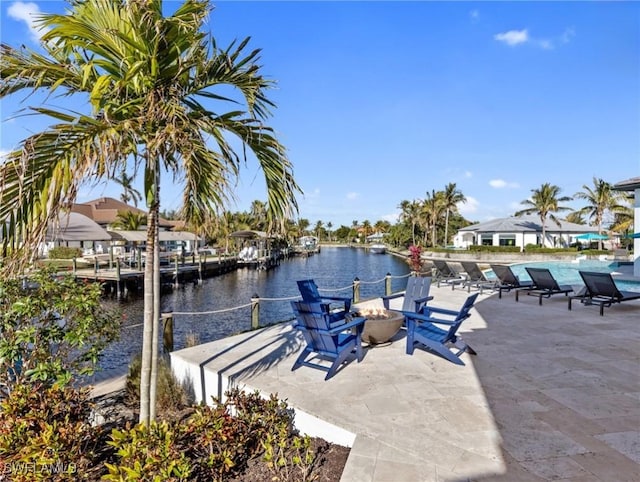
left=575, top=233, right=609, bottom=241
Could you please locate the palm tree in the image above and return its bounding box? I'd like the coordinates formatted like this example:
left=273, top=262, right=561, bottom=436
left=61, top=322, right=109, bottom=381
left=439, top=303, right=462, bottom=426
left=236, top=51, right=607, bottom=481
left=326, top=221, right=333, bottom=242
left=442, top=183, right=466, bottom=247
left=398, top=200, right=421, bottom=246
left=314, top=220, right=324, bottom=241
left=421, top=190, right=444, bottom=247
left=361, top=220, right=373, bottom=239
left=0, top=0, right=299, bottom=424
left=574, top=177, right=627, bottom=250
left=515, top=183, right=572, bottom=247
left=249, top=200, right=267, bottom=231
left=114, top=168, right=142, bottom=207
left=565, top=211, right=586, bottom=225
left=112, top=210, right=147, bottom=231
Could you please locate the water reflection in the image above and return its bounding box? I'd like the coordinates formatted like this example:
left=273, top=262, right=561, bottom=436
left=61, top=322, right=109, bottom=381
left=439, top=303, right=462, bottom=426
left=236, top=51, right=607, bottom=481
left=98, top=247, right=410, bottom=374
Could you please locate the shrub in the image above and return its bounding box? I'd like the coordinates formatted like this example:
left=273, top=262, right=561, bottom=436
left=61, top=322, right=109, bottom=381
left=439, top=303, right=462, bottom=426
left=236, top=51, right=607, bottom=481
left=523, top=246, right=578, bottom=254
left=48, top=247, right=83, bottom=259
left=467, top=245, right=521, bottom=253
left=125, top=354, right=193, bottom=415
left=103, top=421, right=192, bottom=481
left=0, top=268, right=121, bottom=394
left=0, top=383, right=102, bottom=481
left=406, top=245, right=423, bottom=272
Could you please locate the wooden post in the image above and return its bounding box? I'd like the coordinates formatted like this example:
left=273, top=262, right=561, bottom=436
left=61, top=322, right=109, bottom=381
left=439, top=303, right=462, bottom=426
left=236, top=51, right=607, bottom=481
left=385, top=272, right=392, bottom=296
left=353, top=277, right=361, bottom=304
left=93, top=256, right=98, bottom=276
left=198, top=254, right=203, bottom=284
left=251, top=294, right=260, bottom=330
left=109, top=245, right=114, bottom=270
left=116, top=263, right=121, bottom=299
left=162, top=313, right=174, bottom=353
left=72, top=257, right=77, bottom=275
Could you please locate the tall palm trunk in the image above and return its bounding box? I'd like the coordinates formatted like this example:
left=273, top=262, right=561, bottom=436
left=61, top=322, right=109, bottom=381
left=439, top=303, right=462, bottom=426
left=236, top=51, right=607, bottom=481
left=140, top=163, right=161, bottom=424
left=140, top=209, right=156, bottom=424
left=444, top=209, right=450, bottom=247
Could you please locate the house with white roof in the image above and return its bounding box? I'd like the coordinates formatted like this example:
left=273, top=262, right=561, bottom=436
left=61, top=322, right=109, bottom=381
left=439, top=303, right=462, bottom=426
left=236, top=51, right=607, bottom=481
left=453, top=214, right=596, bottom=250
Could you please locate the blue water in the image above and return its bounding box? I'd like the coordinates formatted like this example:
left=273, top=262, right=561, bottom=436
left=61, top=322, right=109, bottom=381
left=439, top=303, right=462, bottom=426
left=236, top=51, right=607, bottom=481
left=487, top=260, right=640, bottom=292
left=98, top=247, right=410, bottom=373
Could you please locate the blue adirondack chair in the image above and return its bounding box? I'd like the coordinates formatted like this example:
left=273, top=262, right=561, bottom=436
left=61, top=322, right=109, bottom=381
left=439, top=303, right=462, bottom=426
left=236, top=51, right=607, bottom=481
left=382, top=276, right=433, bottom=313
left=296, top=279, right=352, bottom=323
left=290, top=300, right=366, bottom=380
left=403, top=293, right=479, bottom=365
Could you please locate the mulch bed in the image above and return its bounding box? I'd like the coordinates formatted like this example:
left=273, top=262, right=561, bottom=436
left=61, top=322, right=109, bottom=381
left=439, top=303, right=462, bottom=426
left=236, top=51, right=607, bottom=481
left=92, top=390, right=350, bottom=481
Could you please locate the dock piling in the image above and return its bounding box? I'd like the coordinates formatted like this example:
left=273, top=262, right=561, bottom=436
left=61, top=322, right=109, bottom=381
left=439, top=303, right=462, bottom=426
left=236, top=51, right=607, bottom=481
left=353, top=277, right=361, bottom=304
left=251, top=294, right=260, bottom=330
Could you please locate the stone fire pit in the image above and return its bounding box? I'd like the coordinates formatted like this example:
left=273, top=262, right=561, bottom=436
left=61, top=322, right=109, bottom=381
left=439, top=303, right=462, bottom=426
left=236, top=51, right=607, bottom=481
left=357, top=307, right=404, bottom=345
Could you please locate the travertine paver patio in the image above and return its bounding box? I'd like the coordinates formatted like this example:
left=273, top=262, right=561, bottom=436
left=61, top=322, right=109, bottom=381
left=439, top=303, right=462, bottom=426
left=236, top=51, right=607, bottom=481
left=167, top=283, right=640, bottom=481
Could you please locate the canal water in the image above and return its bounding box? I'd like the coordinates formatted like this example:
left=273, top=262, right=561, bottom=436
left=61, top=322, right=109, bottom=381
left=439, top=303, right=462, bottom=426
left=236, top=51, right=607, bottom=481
left=98, top=247, right=410, bottom=374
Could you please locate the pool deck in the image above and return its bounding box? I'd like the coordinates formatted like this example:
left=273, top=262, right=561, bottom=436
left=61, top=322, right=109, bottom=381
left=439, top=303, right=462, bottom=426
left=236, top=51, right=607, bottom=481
left=162, top=282, right=640, bottom=482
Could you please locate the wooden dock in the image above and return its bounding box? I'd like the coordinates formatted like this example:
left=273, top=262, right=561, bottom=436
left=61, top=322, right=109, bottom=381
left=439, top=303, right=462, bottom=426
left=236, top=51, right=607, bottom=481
left=71, top=256, right=238, bottom=298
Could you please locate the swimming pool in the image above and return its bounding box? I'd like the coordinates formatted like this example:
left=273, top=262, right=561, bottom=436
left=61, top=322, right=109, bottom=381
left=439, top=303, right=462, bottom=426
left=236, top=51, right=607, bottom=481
left=487, top=260, right=640, bottom=293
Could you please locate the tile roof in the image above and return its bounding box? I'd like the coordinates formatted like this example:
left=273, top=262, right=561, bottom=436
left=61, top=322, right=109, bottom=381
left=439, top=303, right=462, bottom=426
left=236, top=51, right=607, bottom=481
left=71, top=197, right=173, bottom=227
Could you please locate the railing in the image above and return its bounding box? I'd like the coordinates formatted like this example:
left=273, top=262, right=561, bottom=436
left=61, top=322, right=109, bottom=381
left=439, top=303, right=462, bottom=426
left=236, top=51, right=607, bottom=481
left=160, top=272, right=412, bottom=353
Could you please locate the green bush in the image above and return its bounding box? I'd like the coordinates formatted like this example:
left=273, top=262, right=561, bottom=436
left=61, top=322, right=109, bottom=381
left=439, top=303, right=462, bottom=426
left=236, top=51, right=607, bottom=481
left=48, top=247, right=83, bottom=259
left=0, top=383, right=103, bottom=481
left=0, top=268, right=121, bottom=393
left=104, top=421, right=192, bottom=481
left=523, top=246, right=578, bottom=254
left=467, top=245, right=521, bottom=253
left=125, top=354, right=193, bottom=415
left=105, top=388, right=317, bottom=482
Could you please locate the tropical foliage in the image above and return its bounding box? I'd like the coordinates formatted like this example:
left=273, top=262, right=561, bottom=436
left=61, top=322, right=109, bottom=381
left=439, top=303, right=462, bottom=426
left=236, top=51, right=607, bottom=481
left=515, top=183, right=573, bottom=247
left=0, top=0, right=299, bottom=424
left=574, top=177, right=627, bottom=249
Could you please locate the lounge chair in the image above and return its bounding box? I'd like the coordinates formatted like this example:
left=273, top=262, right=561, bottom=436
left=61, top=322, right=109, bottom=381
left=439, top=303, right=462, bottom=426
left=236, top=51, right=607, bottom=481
left=459, top=261, right=498, bottom=293
left=296, top=279, right=352, bottom=323
left=290, top=300, right=366, bottom=380
left=516, top=267, right=574, bottom=304
left=432, top=260, right=465, bottom=288
left=490, top=264, right=535, bottom=299
left=568, top=271, right=640, bottom=316
left=382, top=275, right=433, bottom=313
left=403, top=293, right=479, bottom=365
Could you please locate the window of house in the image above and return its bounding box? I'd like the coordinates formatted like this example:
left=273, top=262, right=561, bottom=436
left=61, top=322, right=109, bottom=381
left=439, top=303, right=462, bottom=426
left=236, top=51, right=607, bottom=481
left=498, top=235, right=516, bottom=247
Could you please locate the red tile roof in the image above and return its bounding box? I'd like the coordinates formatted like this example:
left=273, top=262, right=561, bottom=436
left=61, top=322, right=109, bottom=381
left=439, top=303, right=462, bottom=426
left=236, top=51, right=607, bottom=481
left=71, top=197, right=174, bottom=227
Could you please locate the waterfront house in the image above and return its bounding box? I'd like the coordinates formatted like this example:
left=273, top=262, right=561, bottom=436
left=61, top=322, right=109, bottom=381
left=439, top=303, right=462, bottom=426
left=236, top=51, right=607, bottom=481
left=42, top=211, right=113, bottom=257
left=70, top=197, right=200, bottom=255
left=453, top=214, right=595, bottom=250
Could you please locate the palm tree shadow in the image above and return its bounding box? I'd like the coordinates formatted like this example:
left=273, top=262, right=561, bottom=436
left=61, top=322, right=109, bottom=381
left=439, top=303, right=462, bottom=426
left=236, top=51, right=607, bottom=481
left=196, top=322, right=304, bottom=402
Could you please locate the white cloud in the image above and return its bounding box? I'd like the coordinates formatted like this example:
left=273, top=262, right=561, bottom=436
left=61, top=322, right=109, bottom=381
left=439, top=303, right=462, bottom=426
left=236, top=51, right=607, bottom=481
left=561, top=27, right=576, bottom=44
left=489, top=179, right=519, bottom=189
left=464, top=170, right=472, bottom=178
left=494, top=29, right=529, bottom=46
left=8, top=1, right=47, bottom=42
left=458, top=196, right=479, bottom=216
left=346, top=192, right=359, bottom=200
left=538, top=39, right=554, bottom=50
left=0, top=149, right=9, bottom=161
left=469, top=10, right=480, bottom=21
left=381, top=212, right=399, bottom=223
left=495, top=27, right=575, bottom=50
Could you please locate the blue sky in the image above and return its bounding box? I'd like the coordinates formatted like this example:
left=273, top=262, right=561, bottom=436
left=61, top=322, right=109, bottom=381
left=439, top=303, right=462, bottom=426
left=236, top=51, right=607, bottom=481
left=1, top=1, right=638, bottom=228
